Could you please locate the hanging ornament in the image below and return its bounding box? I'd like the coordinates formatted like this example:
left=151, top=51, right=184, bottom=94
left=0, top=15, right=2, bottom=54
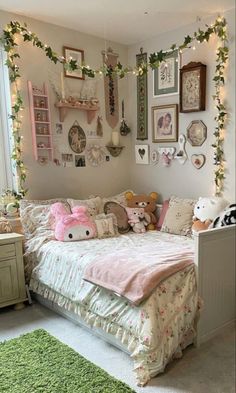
left=120, top=99, right=131, bottom=136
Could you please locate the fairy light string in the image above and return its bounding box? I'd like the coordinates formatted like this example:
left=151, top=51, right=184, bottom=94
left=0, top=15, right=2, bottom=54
left=0, top=16, right=228, bottom=196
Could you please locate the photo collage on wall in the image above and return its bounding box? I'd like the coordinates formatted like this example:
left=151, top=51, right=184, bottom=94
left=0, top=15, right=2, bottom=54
left=136, top=47, right=207, bottom=169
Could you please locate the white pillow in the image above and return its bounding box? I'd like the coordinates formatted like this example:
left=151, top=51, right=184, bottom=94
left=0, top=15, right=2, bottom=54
left=161, top=196, right=196, bottom=236
left=67, top=196, right=102, bottom=217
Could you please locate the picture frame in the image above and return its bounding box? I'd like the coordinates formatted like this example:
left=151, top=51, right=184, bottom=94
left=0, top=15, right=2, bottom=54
left=153, top=50, right=179, bottom=97
left=135, top=144, right=149, bottom=165
left=63, top=46, right=84, bottom=80
left=186, top=120, right=207, bottom=146
left=68, top=121, right=86, bottom=153
left=152, top=104, right=178, bottom=143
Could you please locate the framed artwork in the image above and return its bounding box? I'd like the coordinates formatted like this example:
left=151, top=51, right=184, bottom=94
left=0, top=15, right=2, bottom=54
left=136, top=51, right=148, bottom=140
left=187, top=120, right=207, bottom=146
left=135, top=144, right=149, bottom=165
left=63, top=46, right=84, bottom=79
left=68, top=121, right=86, bottom=153
left=180, top=62, right=206, bottom=112
left=152, top=104, right=178, bottom=143
left=153, top=50, right=179, bottom=97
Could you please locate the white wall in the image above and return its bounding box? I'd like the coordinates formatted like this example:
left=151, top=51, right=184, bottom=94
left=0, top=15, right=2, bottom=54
left=0, top=10, right=131, bottom=199
left=127, top=10, right=235, bottom=202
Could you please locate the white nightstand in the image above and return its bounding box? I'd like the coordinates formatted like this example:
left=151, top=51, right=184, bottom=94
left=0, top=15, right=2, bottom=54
left=0, top=233, right=27, bottom=310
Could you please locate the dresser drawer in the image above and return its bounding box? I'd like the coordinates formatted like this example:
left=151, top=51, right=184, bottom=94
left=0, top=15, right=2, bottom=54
left=0, top=243, right=16, bottom=260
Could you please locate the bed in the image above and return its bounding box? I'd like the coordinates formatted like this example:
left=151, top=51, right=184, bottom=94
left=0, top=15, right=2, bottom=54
left=22, top=197, right=235, bottom=386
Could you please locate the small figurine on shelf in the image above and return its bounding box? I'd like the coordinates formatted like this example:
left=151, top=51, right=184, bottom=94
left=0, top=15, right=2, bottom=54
left=36, top=112, right=41, bottom=121
left=40, top=99, right=45, bottom=108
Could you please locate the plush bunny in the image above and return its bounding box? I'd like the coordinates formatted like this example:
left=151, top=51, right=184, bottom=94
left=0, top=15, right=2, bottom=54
left=50, top=202, right=97, bottom=241
left=125, top=207, right=150, bottom=233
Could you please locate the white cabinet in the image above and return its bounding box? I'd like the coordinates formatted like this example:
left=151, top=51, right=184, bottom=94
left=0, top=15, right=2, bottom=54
left=0, top=233, right=27, bottom=309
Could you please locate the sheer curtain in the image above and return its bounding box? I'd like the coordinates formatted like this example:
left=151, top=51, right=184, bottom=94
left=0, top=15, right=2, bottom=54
left=0, top=46, right=16, bottom=192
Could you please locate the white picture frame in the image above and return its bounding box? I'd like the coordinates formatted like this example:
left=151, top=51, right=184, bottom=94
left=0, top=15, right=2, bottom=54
left=135, top=144, right=149, bottom=165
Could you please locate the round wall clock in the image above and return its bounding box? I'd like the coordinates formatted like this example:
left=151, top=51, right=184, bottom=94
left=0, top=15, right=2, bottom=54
left=68, top=121, right=86, bottom=153
left=180, top=62, right=206, bottom=113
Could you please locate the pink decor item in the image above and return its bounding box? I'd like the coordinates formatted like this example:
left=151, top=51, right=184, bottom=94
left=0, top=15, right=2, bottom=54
left=157, top=200, right=169, bottom=230
left=50, top=202, right=97, bottom=241
left=125, top=207, right=150, bottom=233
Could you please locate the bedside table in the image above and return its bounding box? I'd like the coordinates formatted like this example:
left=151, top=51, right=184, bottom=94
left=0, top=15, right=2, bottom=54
left=0, top=233, right=27, bottom=310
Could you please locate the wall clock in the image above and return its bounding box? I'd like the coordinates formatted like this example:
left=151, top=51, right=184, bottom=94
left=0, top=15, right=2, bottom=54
left=180, top=62, right=206, bottom=112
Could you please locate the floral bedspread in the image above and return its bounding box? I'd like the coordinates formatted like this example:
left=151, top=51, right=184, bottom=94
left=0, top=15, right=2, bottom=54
left=29, top=231, right=198, bottom=386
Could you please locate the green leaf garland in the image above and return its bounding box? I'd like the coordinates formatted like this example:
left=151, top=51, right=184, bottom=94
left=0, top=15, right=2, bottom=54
left=0, top=17, right=228, bottom=196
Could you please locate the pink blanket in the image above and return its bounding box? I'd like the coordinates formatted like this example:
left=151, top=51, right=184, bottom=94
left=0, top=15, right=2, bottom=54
left=83, top=244, right=194, bottom=305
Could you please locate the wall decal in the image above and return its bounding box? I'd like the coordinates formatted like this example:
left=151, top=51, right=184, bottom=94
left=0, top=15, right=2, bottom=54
left=102, top=48, right=119, bottom=128
left=187, top=120, right=207, bottom=146
left=175, top=134, right=187, bottom=164
left=135, top=144, right=149, bottom=165
left=152, top=104, right=178, bottom=143
left=191, top=154, right=206, bottom=169
left=136, top=49, right=148, bottom=140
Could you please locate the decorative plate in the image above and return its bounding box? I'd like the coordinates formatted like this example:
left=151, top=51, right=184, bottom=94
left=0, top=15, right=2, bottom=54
left=191, top=154, right=206, bottom=169
left=86, top=144, right=106, bottom=166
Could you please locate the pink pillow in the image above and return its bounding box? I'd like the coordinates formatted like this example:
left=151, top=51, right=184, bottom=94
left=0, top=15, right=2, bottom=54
left=157, top=200, right=169, bottom=230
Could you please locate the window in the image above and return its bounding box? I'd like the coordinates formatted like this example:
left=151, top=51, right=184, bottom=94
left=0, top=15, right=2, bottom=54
left=0, top=46, right=16, bottom=192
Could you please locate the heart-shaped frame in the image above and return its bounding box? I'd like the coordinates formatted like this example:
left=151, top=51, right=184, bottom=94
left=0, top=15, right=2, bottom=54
left=191, top=154, right=206, bottom=169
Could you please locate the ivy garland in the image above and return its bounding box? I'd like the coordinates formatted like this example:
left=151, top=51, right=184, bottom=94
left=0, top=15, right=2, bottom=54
left=0, top=16, right=228, bottom=196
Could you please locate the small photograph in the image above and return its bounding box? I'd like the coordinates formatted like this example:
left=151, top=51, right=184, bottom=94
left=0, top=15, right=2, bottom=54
left=106, top=155, right=110, bottom=162
left=61, top=153, right=73, bottom=167
left=75, top=155, right=86, bottom=167
left=56, top=123, right=63, bottom=134
left=135, top=144, right=149, bottom=165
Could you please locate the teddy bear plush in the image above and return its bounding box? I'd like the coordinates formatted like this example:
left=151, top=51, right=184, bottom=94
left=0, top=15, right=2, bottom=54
left=192, top=197, right=228, bottom=233
left=125, top=207, right=150, bottom=233
left=50, top=202, right=97, bottom=241
left=125, top=191, right=158, bottom=230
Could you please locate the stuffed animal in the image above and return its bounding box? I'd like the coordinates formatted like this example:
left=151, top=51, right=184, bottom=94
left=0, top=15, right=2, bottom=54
left=192, top=196, right=228, bottom=233
left=50, top=202, right=97, bottom=241
left=125, top=191, right=158, bottom=230
left=212, top=204, right=236, bottom=228
left=125, top=207, right=150, bottom=233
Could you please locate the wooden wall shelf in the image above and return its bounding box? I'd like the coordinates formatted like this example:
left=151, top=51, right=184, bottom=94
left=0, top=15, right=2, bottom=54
left=28, top=81, right=53, bottom=162
left=55, top=102, right=99, bottom=124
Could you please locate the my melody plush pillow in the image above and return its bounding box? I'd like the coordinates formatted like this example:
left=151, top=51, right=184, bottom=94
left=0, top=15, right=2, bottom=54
left=20, top=198, right=70, bottom=239
left=67, top=196, right=102, bottom=217
left=161, top=196, right=196, bottom=236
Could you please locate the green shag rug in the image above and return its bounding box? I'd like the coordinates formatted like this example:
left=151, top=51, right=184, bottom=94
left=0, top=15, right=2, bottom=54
left=0, top=329, right=135, bottom=393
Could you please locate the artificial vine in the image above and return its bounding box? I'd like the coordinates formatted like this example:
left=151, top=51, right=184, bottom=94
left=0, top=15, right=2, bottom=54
left=0, top=16, right=228, bottom=196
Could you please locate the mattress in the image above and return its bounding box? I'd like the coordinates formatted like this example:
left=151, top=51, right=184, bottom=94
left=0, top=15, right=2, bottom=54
left=28, top=231, right=198, bottom=386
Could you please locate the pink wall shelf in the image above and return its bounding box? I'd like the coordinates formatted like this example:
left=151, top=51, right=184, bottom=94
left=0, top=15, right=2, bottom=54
left=28, top=81, right=53, bottom=162
left=55, top=102, right=99, bottom=124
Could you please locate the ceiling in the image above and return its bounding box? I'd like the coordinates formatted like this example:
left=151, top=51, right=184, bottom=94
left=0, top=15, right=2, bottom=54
left=0, top=0, right=234, bottom=45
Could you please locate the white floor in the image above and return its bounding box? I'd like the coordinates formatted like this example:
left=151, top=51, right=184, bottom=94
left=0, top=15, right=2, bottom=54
left=0, top=302, right=235, bottom=393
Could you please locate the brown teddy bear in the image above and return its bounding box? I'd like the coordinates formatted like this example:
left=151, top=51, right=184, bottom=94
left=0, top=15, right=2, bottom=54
left=125, top=191, right=158, bottom=230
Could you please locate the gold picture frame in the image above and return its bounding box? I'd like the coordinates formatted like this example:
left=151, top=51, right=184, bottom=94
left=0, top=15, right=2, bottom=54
left=152, top=104, right=178, bottom=143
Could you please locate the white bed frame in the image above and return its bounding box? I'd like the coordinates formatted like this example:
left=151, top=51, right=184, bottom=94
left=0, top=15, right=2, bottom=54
left=34, top=225, right=236, bottom=350
left=194, top=225, right=235, bottom=345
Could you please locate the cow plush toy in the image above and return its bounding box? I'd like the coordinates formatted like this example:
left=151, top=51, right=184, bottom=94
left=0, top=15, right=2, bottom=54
left=213, top=204, right=236, bottom=228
